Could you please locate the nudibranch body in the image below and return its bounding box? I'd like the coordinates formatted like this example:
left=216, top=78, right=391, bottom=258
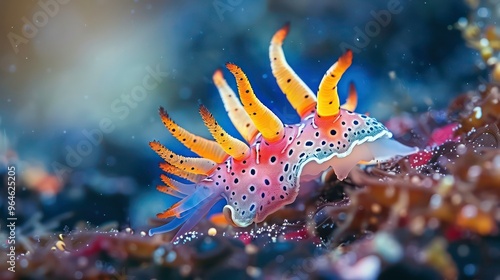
left=149, top=24, right=417, bottom=239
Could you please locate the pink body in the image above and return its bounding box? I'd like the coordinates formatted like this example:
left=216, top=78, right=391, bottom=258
left=148, top=25, right=418, bottom=239
left=211, top=109, right=392, bottom=227
left=148, top=108, right=416, bottom=238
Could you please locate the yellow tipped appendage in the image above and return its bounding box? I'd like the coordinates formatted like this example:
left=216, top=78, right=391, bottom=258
left=340, top=82, right=358, bottom=111
left=158, top=108, right=228, bottom=163
left=316, top=50, right=353, bottom=117
left=212, top=69, right=258, bottom=143
left=156, top=185, right=183, bottom=197
left=159, top=174, right=193, bottom=195
left=149, top=141, right=216, bottom=175
left=270, top=23, right=316, bottom=118
left=225, top=63, right=285, bottom=142
left=159, top=162, right=204, bottom=183
left=199, top=105, right=250, bottom=161
left=156, top=200, right=183, bottom=219
left=156, top=175, right=186, bottom=198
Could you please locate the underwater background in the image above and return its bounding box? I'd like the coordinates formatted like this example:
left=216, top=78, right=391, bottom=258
left=1, top=0, right=500, bottom=279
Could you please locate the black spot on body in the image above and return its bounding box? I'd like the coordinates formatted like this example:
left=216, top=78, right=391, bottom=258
left=305, top=141, right=313, bottom=146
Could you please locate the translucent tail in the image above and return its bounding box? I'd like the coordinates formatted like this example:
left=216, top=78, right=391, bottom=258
left=149, top=182, right=223, bottom=240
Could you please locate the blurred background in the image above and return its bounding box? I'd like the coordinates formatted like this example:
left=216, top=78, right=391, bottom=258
left=0, top=0, right=478, bottom=231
